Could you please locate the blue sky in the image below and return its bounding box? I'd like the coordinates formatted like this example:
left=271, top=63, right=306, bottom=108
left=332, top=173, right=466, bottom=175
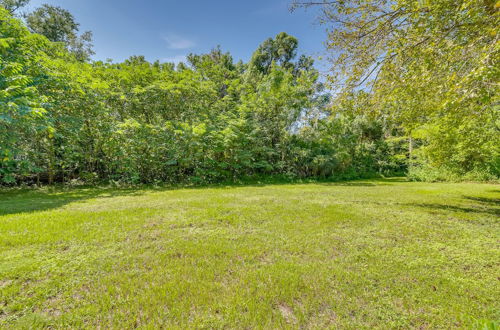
left=25, top=0, right=328, bottom=67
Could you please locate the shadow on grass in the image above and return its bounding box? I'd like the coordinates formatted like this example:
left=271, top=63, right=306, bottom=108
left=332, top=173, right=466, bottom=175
left=318, top=177, right=408, bottom=187
left=410, top=203, right=499, bottom=217
left=0, top=176, right=407, bottom=217
left=0, top=187, right=145, bottom=217
left=409, top=195, right=500, bottom=217
left=463, top=196, right=500, bottom=206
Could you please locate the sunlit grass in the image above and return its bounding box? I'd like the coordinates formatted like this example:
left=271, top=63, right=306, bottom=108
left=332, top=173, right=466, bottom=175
left=1, top=178, right=498, bottom=328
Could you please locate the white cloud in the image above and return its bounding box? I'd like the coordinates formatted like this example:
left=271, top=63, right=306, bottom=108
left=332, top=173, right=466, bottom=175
left=163, top=33, right=196, bottom=50
left=161, top=55, right=187, bottom=64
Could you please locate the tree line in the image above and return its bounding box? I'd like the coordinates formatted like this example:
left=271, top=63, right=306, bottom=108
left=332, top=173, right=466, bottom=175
left=0, top=0, right=497, bottom=185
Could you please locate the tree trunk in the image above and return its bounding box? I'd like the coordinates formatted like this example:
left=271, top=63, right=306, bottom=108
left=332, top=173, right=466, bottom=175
left=408, top=133, right=413, bottom=169
left=48, top=132, right=55, bottom=185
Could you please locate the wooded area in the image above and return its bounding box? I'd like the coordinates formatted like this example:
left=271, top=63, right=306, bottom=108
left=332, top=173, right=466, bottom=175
left=1, top=0, right=498, bottom=185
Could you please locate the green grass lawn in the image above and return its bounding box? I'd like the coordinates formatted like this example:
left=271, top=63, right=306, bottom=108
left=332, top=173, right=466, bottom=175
left=0, top=178, right=498, bottom=328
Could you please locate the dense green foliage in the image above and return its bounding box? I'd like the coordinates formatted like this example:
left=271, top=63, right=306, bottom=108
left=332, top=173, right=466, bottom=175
left=0, top=8, right=404, bottom=185
left=1, top=0, right=498, bottom=185
left=295, top=0, right=499, bottom=181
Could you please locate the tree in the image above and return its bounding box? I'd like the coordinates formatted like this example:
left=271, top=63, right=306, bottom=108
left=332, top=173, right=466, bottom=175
left=26, top=4, right=94, bottom=61
left=249, top=32, right=299, bottom=74
left=0, top=0, right=29, bottom=14
left=0, top=7, right=51, bottom=183
left=187, top=46, right=237, bottom=99
left=294, top=0, right=499, bottom=180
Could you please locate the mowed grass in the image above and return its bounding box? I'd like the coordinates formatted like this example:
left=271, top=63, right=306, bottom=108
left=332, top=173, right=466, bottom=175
left=0, top=178, right=498, bottom=329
